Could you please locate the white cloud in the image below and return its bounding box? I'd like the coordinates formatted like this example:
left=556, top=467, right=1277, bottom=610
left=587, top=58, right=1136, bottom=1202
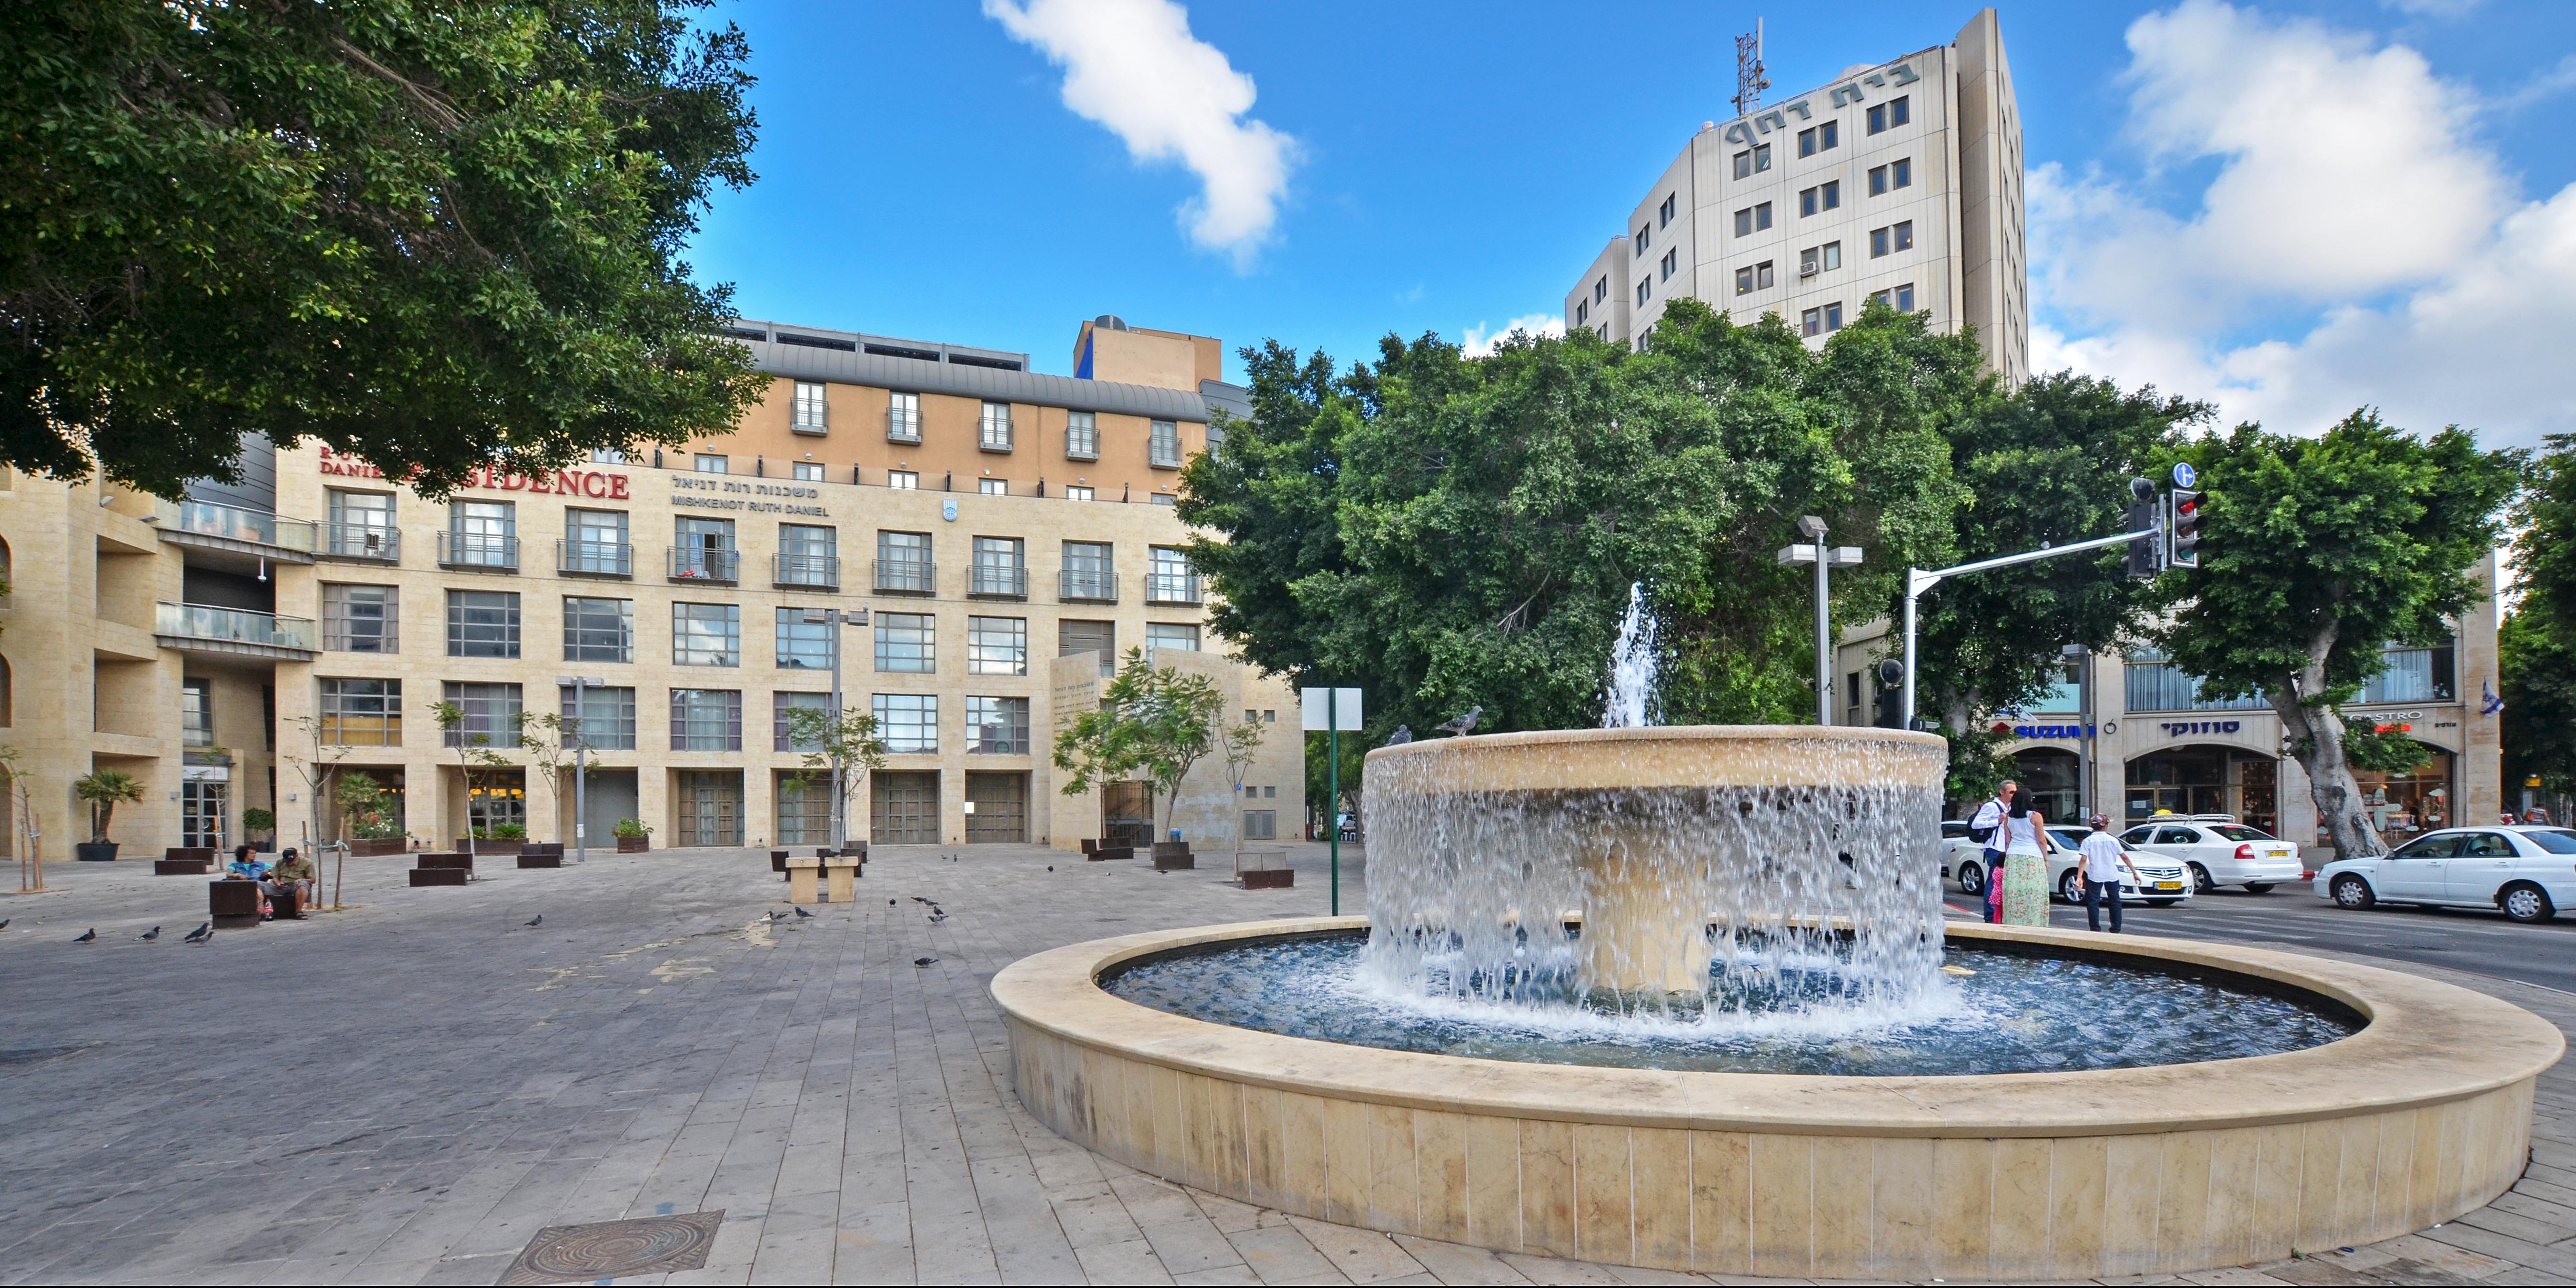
left=2032, top=1, right=2575, bottom=449
left=1460, top=314, right=1566, bottom=358
left=984, top=0, right=1296, bottom=263
left=2498, top=53, right=2576, bottom=113
left=2380, top=0, right=2481, bottom=17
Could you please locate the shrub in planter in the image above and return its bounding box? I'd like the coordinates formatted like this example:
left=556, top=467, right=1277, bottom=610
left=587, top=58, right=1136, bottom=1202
left=613, top=817, right=651, bottom=852
left=73, top=770, right=144, bottom=861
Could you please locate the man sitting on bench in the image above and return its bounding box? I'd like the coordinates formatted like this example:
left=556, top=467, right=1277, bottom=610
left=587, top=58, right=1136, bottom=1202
left=265, top=847, right=315, bottom=919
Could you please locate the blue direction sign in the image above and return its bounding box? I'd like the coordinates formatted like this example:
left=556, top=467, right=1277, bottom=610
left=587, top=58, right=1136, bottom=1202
left=2172, top=461, right=2197, bottom=489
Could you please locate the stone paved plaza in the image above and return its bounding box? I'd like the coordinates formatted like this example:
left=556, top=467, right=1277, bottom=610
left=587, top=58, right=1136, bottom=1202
left=3, top=842, right=2574, bottom=1285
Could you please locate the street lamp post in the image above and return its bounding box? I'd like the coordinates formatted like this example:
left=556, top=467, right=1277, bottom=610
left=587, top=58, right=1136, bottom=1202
left=807, top=607, right=871, bottom=853
left=1775, top=515, right=1864, bottom=726
left=556, top=675, right=605, bottom=862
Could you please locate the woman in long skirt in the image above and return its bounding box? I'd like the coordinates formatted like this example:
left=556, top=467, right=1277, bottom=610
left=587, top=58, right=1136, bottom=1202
left=2000, top=802, right=2052, bottom=927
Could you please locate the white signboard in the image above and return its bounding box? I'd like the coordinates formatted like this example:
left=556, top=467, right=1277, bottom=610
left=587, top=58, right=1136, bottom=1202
left=1299, top=687, right=1364, bottom=732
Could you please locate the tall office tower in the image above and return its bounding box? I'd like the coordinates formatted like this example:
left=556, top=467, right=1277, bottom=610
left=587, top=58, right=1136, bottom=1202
left=1563, top=9, right=2027, bottom=385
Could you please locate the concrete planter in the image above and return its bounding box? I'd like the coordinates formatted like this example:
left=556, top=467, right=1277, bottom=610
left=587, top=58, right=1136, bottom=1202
left=75, top=841, right=119, bottom=862
left=1152, top=841, right=1194, bottom=870
left=347, top=837, right=408, bottom=857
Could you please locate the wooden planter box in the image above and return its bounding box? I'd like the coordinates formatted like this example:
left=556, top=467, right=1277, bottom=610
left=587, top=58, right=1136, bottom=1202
left=155, top=859, right=213, bottom=876
left=1152, top=841, right=1195, bottom=871
left=1088, top=845, right=1133, bottom=862
left=408, top=867, right=468, bottom=887
left=616, top=836, right=649, bottom=853
left=459, top=838, right=523, bottom=856
left=1241, top=868, right=1294, bottom=890
left=208, top=879, right=264, bottom=925
left=347, top=838, right=408, bottom=857
left=165, top=847, right=218, bottom=864
left=418, top=852, right=475, bottom=871
left=516, top=852, right=562, bottom=869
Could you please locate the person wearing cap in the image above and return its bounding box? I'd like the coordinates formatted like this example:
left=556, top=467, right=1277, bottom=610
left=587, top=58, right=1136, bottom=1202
left=268, top=846, right=317, bottom=917
left=2078, top=813, right=2127, bottom=934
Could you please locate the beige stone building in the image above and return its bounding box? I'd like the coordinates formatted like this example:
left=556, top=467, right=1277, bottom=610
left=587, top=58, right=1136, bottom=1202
left=0, top=316, right=1302, bottom=862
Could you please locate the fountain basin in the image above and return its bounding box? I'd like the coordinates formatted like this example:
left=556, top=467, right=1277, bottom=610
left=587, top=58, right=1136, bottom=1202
left=995, top=917, right=2561, bottom=1281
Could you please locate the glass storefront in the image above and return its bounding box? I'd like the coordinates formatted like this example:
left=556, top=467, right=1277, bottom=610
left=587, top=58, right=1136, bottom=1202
left=2125, top=748, right=2282, bottom=835
left=2010, top=748, right=2081, bottom=826
left=2349, top=749, right=2457, bottom=846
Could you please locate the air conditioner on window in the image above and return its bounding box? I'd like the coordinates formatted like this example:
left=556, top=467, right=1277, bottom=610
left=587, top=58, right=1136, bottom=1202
left=1800, top=257, right=1820, bottom=277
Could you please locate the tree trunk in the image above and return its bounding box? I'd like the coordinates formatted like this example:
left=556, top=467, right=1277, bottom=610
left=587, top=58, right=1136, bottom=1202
left=2271, top=677, right=2386, bottom=861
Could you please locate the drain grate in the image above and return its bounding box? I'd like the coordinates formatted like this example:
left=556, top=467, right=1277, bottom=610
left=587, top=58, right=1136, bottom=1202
left=501, top=1210, right=723, bottom=1284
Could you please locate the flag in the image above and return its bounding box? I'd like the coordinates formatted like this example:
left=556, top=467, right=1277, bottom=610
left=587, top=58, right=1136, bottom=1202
left=2482, top=680, right=2504, bottom=717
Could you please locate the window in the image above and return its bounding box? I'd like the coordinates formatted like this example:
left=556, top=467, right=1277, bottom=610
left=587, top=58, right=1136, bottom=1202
left=979, top=478, right=1007, bottom=496
left=1594, top=276, right=1607, bottom=303
left=695, top=454, right=728, bottom=475
left=971, top=536, right=1025, bottom=597
left=590, top=447, right=627, bottom=464
left=1872, top=95, right=1910, bottom=134
left=1800, top=243, right=1841, bottom=276
left=562, top=683, right=637, bottom=750
left=1869, top=157, right=1914, bottom=196
left=1658, top=193, right=1676, bottom=226
left=1734, top=203, right=1774, bottom=236
left=669, top=602, right=738, bottom=667
left=1802, top=305, right=1846, bottom=337
left=1146, top=622, right=1200, bottom=656
left=1635, top=278, right=1649, bottom=306
left=326, top=489, right=396, bottom=558
left=562, top=596, right=633, bottom=663
left=888, top=470, right=918, bottom=489
left=776, top=607, right=832, bottom=670
left=1062, top=541, right=1114, bottom=600
left=1243, top=810, right=1277, bottom=840
left=875, top=612, right=934, bottom=673
left=317, top=678, right=400, bottom=746
left=672, top=516, right=735, bottom=581
left=1825, top=301, right=1845, bottom=331
left=1871, top=283, right=1918, bottom=313
left=1731, top=144, right=1772, bottom=178
left=791, top=380, right=828, bottom=432
left=1660, top=248, right=1677, bottom=281
left=887, top=390, right=921, bottom=443
left=966, top=696, right=1030, bottom=754
left=2123, top=650, right=2268, bottom=712
left=564, top=508, right=629, bottom=575
left=1149, top=419, right=1183, bottom=467
left=792, top=462, right=823, bottom=482
left=778, top=523, right=836, bottom=587
left=1736, top=266, right=1754, bottom=295
left=2360, top=635, right=2458, bottom=704
left=873, top=693, right=937, bottom=753
left=1893, top=220, right=1913, bottom=251
left=772, top=691, right=829, bottom=752
left=968, top=616, right=1028, bottom=675
left=877, top=529, right=933, bottom=592
left=1799, top=181, right=1840, bottom=217
left=1575, top=300, right=1587, bottom=325
left=1064, top=486, right=1093, bottom=502
left=441, top=681, right=522, bottom=748
left=446, top=499, right=515, bottom=567
left=179, top=678, right=213, bottom=747
left=1065, top=410, right=1099, bottom=459
left=446, top=590, right=520, bottom=658
left=669, top=688, right=742, bottom=751
left=1060, top=619, right=1114, bottom=662
left=1733, top=260, right=1775, bottom=294
left=1148, top=545, right=1198, bottom=604
left=322, top=583, right=398, bottom=652
left=1796, top=120, right=1836, bottom=156
left=1633, top=226, right=1649, bottom=256
left=980, top=400, right=1013, bottom=450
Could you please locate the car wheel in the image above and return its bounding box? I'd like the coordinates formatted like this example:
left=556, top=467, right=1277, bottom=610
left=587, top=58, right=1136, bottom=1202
left=2058, top=869, right=2083, bottom=903
left=2501, top=883, right=2555, bottom=924
left=1957, top=861, right=1984, bottom=895
left=2189, top=863, right=2215, bottom=894
left=2330, top=873, right=2376, bottom=910
left=2145, top=899, right=2182, bottom=908
left=2244, top=882, right=2275, bottom=894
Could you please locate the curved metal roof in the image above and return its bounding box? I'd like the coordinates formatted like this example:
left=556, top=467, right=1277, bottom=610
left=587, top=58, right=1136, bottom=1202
left=730, top=321, right=1208, bottom=422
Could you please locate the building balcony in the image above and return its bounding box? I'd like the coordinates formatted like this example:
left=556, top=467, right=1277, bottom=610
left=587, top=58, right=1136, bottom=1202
left=969, top=565, right=1029, bottom=599
left=320, top=522, right=400, bottom=563
left=558, top=539, right=633, bottom=577
left=156, top=602, right=318, bottom=660
left=668, top=546, right=739, bottom=583
left=874, top=559, right=937, bottom=595
left=153, top=498, right=317, bottom=568
left=1144, top=572, right=1203, bottom=606
left=888, top=418, right=922, bottom=445
left=437, top=531, right=519, bottom=570
left=774, top=554, right=839, bottom=590
left=1065, top=434, right=1100, bottom=462
left=1059, top=569, right=1118, bottom=603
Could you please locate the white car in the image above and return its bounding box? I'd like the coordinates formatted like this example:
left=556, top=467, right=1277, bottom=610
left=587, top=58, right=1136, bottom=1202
left=2120, top=817, right=2303, bottom=894
left=1937, top=822, right=2193, bottom=907
left=2315, top=826, right=2576, bottom=924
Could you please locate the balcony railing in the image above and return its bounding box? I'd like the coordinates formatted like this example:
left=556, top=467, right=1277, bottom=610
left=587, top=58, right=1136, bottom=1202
left=969, top=564, right=1029, bottom=598
left=436, top=531, right=519, bottom=570
left=1065, top=431, right=1100, bottom=462
left=774, top=554, right=839, bottom=589
left=1059, top=568, right=1118, bottom=603
left=1144, top=572, right=1203, bottom=605
left=157, top=498, right=316, bottom=554
left=873, top=559, right=937, bottom=595
left=558, top=539, right=632, bottom=577
left=669, top=546, right=739, bottom=582
left=157, top=602, right=317, bottom=652
left=888, top=416, right=921, bottom=445
left=321, top=522, right=399, bottom=562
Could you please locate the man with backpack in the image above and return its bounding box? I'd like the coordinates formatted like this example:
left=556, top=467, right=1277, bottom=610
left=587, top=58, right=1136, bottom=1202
left=1966, top=781, right=2016, bottom=924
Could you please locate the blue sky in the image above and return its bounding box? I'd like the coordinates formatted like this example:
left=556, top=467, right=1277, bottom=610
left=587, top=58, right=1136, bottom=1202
left=689, top=1, right=2576, bottom=447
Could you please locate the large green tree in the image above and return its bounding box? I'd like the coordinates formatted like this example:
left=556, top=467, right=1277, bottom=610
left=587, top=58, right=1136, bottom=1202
left=2503, top=434, right=2576, bottom=805
left=1, top=0, right=764, bottom=498
left=1180, top=298, right=1981, bottom=737
left=2158, top=412, right=2521, bottom=858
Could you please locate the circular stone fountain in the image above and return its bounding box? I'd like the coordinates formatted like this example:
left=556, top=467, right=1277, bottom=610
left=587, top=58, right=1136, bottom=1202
left=995, top=726, right=2563, bottom=1281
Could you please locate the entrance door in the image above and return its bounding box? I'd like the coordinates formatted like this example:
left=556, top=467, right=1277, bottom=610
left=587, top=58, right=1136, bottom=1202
left=776, top=771, right=830, bottom=846
left=871, top=771, right=939, bottom=844
left=575, top=769, right=637, bottom=852
left=1101, top=781, right=1153, bottom=847
left=182, top=779, right=228, bottom=849
left=964, top=772, right=1028, bottom=843
left=675, top=771, right=741, bottom=846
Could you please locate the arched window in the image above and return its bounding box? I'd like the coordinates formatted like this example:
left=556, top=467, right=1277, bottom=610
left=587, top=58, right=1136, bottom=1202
left=0, top=654, right=15, bottom=726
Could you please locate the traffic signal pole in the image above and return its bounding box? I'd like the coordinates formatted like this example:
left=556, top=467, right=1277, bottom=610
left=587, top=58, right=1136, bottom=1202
left=1899, top=526, right=2156, bottom=736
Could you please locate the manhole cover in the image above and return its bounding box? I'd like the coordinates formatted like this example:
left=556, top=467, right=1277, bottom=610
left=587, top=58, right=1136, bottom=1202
left=501, top=1211, right=723, bottom=1284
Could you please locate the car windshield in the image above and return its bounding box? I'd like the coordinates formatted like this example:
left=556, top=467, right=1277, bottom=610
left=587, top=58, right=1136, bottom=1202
left=2209, top=825, right=2274, bottom=842
left=2522, top=829, right=2576, bottom=854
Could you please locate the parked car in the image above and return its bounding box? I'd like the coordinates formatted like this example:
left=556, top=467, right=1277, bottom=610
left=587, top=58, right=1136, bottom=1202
left=2119, top=816, right=2303, bottom=893
left=2315, top=826, right=2576, bottom=923
left=1936, top=823, right=2193, bottom=907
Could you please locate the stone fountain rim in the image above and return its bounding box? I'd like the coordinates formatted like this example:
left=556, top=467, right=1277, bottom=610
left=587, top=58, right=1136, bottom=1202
left=1363, top=724, right=1949, bottom=791
left=989, top=916, right=2563, bottom=1139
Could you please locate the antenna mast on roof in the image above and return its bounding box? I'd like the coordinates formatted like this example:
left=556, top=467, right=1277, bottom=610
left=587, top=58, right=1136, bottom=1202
left=1732, top=17, right=1770, bottom=118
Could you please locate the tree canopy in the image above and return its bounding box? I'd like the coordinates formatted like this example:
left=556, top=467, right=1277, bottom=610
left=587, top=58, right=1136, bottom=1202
left=1180, top=298, right=1983, bottom=739
left=1053, top=649, right=1227, bottom=839
left=1, top=0, right=765, bottom=498
left=2504, top=434, right=2576, bottom=801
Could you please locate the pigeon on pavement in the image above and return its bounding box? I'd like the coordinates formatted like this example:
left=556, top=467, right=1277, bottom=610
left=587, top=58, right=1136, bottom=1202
left=0, top=918, right=11, bottom=931
left=137, top=926, right=161, bottom=942
left=188, top=929, right=214, bottom=945
left=73, top=929, right=95, bottom=943
left=793, top=906, right=813, bottom=919
left=928, top=912, right=947, bottom=924
left=909, top=897, right=932, bottom=904
left=182, top=923, right=213, bottom=943
left=524, top=914, right=543, bottom=928
left=913, top=957, right=937, bottom=967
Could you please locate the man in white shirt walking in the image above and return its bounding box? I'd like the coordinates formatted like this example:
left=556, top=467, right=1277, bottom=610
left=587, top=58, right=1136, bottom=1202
left=1967, top=781, right=2016, bottom=923
left=2078, top=813, right=2128, bottom=934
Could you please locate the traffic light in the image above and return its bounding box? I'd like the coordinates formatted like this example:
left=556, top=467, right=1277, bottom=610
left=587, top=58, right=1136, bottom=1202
left=2167, top=487, right=2203, bottom=568
left=1873, top=659, right=1905, bottom=728
left=2125, top=478, right=2162, bottom=580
